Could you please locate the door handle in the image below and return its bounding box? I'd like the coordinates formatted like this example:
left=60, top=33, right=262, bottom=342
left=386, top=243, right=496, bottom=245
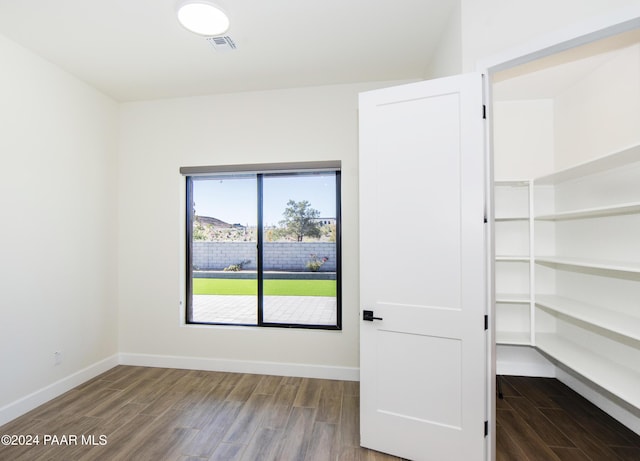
left=363, top=310, right=383, bottom=321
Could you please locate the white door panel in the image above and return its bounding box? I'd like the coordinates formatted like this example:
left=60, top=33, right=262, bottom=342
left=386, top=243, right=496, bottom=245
left=359, top=74, right=486, bottom=461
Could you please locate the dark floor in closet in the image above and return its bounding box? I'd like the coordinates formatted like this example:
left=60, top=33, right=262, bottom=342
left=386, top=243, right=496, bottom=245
left=497, top=375, right=640, bottom=461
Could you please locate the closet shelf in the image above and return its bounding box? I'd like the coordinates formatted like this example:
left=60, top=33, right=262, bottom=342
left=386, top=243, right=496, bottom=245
left=536, top=334, right=640, bottom=410
left=496, top=255, right=530, bottom=262
left=496, top=293, right=530, bottom=303
left=495, top=216, right=529, bottom=221
left=536, top=295, right=640, bottom=342
left=495, top=180, right=530, bottom=187
left=496, top=331, right=531, bottom=346
left=535, top=256, right=640, bottom=274
left=534, top=144, right=640, bottom=185
left=535, top=201, right=640, bottom=221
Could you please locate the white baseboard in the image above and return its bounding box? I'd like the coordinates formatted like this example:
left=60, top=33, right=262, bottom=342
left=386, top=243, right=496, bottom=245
left=496, top=345, right=556, bottom=377
left=118, top=353, right=360, bottom=382
left=0, top=354, right=119, bottom=427
left=556, top=368, right=640, bottom=436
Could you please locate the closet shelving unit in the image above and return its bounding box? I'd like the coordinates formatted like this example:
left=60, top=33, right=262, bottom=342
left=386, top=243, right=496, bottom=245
left=530, top=143, right=640, bottom=409
left=494, top=180, right=534, bottom=346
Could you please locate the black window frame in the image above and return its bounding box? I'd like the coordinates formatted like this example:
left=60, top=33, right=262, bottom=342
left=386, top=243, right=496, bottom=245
left=184, top=167, right=342, bottom=330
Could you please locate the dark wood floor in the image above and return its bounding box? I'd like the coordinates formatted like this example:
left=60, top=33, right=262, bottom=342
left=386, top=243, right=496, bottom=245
left=0, top=366, right=401, bottom=461
left=1, top=367, right=639, bottom=460
left=497, top=375, right=640, bottom=461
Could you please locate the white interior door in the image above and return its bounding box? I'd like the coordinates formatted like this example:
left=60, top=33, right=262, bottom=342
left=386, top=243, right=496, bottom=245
left=359, top=74, right=487, bottom=461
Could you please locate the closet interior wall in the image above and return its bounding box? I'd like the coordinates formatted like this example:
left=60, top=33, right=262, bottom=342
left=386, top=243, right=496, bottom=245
left=493, top=33, right=640, bottom=433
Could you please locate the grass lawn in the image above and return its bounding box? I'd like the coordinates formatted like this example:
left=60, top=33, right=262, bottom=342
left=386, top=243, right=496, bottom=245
left=193, top=278, right=336, bottom=297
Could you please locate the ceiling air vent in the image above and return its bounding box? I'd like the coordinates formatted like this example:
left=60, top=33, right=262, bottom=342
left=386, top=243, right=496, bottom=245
left=206, top=36, right=237, bottom=52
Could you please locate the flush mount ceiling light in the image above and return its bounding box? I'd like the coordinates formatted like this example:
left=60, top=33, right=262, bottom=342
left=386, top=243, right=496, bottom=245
left=177, top=1, right=230, bottom=36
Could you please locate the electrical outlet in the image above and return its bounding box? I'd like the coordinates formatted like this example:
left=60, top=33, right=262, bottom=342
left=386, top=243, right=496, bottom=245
left=54, top=351, right=62, bottom=366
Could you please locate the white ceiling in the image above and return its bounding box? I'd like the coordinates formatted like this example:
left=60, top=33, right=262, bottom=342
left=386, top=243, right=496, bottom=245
left=0, top=0, right=457, bottom=102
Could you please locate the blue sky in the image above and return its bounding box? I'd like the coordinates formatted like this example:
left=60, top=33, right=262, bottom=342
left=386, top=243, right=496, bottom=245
left=193, top=173, right=336, bottom=227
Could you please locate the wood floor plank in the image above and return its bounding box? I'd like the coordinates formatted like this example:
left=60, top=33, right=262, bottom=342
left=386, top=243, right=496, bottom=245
left=127, top=426, right=199, bottom=461
left=202, top=400, right=245, bottom=435
left=497, top=375, right=522, bottom=398
left=76, top=413, right=157, bottom=461
left=240, top=427, right=282, bottom=461
left=106, top=366, right=157, bottom=390
left=539, top=408, right=625, bottom=461
left=316, top=380, right=343, bottom=424
left=61, top=388, right=123, bottom=420
left=201, top=372, right=245, bottom=407
left=254, top=374, right=284, bottom=395
left=96, top=402, right=147, bottom=435
left=0, top=419, right=52, bottom=461
left=0, top=411, right=45, bottom=436
left=305, top=422, right=339, bottom=461
left=155, top=367, right=197, bottom=388
left=112, top=406, right=194, bottom=459
left=21, top=389, right=82, bottom=421
left=180, top=426, right=225, bottom=459
left=275, top=406, right=316, bottom=460
left=361, top=449, right=406, bottom=460
left=505, top=376, right=562, bottom=409
left=282, top=376, right=303, bottom=386
left=37, top=415, right=104, bottom=461
left=293, top=378, right=323, bottom=408
left=343, top=380, right=359, bottom=396
left=209, top=442, right=246, bottom=461
left=223, top=392, right=273, bottom=444
left=550, top=446, right=592, bottom=461
left=226, top=374, right=263, bottom=402
left=93, top=364, right=142, bottom=384
left=139, top=370, right=218, bottom=417
left=171, top=371, right=226, bottom=411
left=260, top=383, right=299, bottom=430
left=336, top=446, right=361, bottom=461
left=497, top=422, right=530, bottom=461
left=85, top=389, right=140, bottom=420
left=180, top=386, right=232, bottom=430
left=125, top=377, right=179, bottom=406
left=496, top=393, right=513, bottom=411
left=611, top=445, right=640, bottom=461
left=550, top=391, right=640, bottom=448
left=139, top=375, right=195, bottom=417
left=497, top=408, right=563, bottom=461
left=505, top=395, right=576, bottom=447
left=340, top=394, right=360, bottom=448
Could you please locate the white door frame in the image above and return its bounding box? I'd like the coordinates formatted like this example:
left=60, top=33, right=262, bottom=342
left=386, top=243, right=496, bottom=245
left=478, top=6, right=640, bottom=461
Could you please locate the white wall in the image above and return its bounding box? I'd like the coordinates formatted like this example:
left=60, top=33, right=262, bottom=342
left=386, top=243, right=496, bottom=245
left=0, top=34, right=118, bottom=420
left=425, top=0, right=462, bottom=79
left=493, top=100, right=555, bottom=180
left=554, top=43, right=640, bottom=169
left=461, top=0, right=640, bottom=71
left=117, top=81, right=411, bottom=377
left=492, top=43, right=640, bottom=179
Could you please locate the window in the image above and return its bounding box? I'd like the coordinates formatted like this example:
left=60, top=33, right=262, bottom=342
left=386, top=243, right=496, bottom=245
left=183, top=162, right=341, bottom=329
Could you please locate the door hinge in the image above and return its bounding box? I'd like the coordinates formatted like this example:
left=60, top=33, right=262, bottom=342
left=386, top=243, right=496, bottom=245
left=484, top=420, right=489, bottom=437
left=484, top=315, right=488, bottom=330
left=482, top=105, right=487, bottom=119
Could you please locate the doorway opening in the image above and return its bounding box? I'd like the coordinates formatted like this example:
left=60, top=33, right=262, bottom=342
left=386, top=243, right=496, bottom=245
left=489, top=22, right=640, bottom=441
